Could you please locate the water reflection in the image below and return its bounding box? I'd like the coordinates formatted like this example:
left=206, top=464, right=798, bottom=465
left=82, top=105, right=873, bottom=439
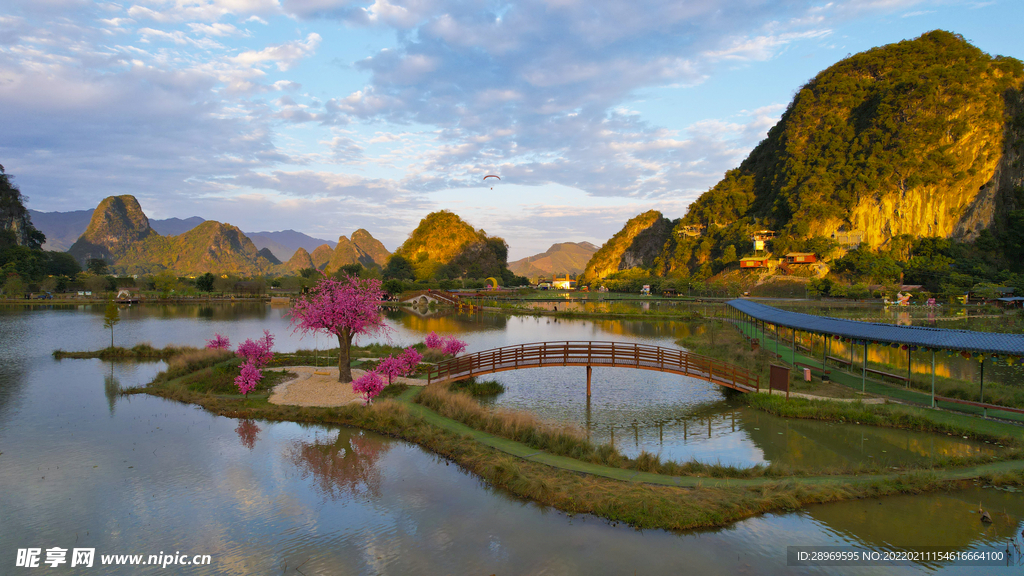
left=1, top=304, right=1022, bottom=575
left=103, top=363, right=120, bottom=416
left=487, top=369, right=996, bottom=468
left=806, top=486, right=1024, bottom=553
left=385, top=307, right=508, bottom=334
left=287, top=429, right=392, bottom=501
left=235, top=419, right=261, bottom=450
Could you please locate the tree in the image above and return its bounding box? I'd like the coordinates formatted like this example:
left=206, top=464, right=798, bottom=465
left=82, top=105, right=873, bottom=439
left=195, top=272, right=216, bottom=293
left=152, top=270, right=179, bottom=297
left=335, top=263, right=363, bottom=278
left=425, top=332, right=467, bottom=356
left=85, top=274, right=108, bottom=295
left=382, top=279, right=404, bottom=297
left=103, top=300, right=120, bottom=348
left=351, top=370, right=385, bottom=404
left=3, top=274, right=24, bottom=298
left=288, top=274, right=390, bottom=383
left=45, top=252, right=80, bottom=277
left=40, top=276, right=58, bottom=293
left=87, top=259, right=108, bottom=275
left=375, top=356, right=405, bottom=386
left=383, top=255, right=415, bottom=280
left=234, top=330, right=274, bottom=396
left=206, top=333, right=230, bottom=350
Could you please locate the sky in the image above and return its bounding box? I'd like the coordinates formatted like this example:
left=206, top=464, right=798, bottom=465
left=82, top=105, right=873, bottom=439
left=1, top=1, right=1022, bottom=260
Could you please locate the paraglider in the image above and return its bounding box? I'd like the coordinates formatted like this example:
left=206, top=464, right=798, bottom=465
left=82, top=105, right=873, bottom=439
left=484, top=174, right=500, bottom=190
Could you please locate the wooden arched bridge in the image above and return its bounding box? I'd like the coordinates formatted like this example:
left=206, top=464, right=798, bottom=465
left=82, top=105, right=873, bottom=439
left=426, top=341, right=760, bottom=395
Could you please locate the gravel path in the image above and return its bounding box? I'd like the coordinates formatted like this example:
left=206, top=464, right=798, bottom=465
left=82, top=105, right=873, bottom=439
left=269, top=366, right=425, bottom=407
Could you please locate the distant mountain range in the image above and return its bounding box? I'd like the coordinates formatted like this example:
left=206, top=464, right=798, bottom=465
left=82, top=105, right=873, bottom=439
left=29, top=208, right=338, bottom=261
left=246, top=230, right=338, bottom=261
left=509, top=242, right=598, bottom=281
left=59, top=195, right=389, bottom=276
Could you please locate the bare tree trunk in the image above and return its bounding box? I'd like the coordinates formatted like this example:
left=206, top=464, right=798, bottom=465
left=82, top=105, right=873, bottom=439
left=337, top=330, right=354, bottom=383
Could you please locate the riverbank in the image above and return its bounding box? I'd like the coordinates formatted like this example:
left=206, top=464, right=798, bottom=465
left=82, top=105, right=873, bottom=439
left=117, top=351, right=1024, bottom=532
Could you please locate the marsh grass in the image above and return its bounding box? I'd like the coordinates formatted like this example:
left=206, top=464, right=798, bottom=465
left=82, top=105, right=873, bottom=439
left=53, top=343, right=193, bottom=360
left=448, top=377, right=505, bottom=396
left=747, top=393, right=1023, bottom=448
left=419, top=384, right=803, bottom=477
left=128, top=360, right=1024, bottom=532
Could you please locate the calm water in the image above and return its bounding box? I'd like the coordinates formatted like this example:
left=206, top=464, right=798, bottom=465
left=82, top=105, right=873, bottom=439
left=1, top=303, right=1020, bottom=574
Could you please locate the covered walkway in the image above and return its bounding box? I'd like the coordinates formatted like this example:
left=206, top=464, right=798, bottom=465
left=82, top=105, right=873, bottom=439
left=726, top=299, right=1024, bottom=418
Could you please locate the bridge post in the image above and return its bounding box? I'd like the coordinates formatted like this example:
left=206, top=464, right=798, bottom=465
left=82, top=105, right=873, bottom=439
left=586, top=365, right=592, bottom=397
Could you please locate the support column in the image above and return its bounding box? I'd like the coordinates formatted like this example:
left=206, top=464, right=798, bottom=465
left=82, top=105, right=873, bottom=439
left=586, top=365, right=592, bottom=397
left=906, top=347, right=912, bottom=389
left=861, top=341, right=868, bottom=392
left=979, top=357, right=985, bottom=404
left=823, top=335, right=828, bottom=373
left=931, top=351, right=936, bottom=408
left=792, top=328, right=797, bottom=366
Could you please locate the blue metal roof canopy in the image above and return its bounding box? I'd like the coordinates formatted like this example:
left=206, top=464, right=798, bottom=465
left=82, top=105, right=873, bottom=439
left=728, top=299, right=1024, bottom=357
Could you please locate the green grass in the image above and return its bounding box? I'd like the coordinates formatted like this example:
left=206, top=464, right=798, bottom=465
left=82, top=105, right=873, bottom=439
left=747, top=393, right=1023, bottom=448
left=53, top=343, right=194, bottom=360
left=107, top=344, right=1024, bottom=533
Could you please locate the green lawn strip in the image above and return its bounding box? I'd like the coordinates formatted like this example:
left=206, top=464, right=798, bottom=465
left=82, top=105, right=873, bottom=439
left=731, top=320, right=1024, bottom=424
left=396, top=387, right=1024, bottom=488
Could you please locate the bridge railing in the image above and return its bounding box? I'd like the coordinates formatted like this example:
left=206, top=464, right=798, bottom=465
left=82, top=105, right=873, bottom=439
left=427, top=341, right=759, bottom=392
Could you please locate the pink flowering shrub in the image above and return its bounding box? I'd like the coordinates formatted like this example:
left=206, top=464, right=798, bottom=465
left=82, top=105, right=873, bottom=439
left=398, top=347, right=422, bottom=376
left=376, top=356, right=407, bottom=385
left=441, top=336, right=467, bottom=356
left=234, top=330, right=275, bottom=396
left=352, top=370, right=386, bottom=404
left=234, top=362, right=263, bottom=396
left=236, top=330, right=275, bottom=367
left=205, top=333, right=230, bottom=350
left=424, top=332, right=467, bottom=357
left=424, top=331, right=443, bottom=349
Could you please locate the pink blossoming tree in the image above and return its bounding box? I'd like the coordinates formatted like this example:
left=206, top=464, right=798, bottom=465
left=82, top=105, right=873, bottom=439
left=376, top=356, right=406, bottom=386
left=234, top=330, right=274, bottom=396
left=424, top=332, right=443, bottom=349
left=289, top=274, right=389, bottom=383
left=235, top=361, right=262, bottom=396
left=426, top=332, right=467, bottom=357
left=237, top=330, right=275, bottom=367
left=351, top=370, right=386, bottom=405
left=206, top=333, right=230, bottom=350
left=398, top=347, right=423, bottom=376
left=441, top=336, right=467, bottom=356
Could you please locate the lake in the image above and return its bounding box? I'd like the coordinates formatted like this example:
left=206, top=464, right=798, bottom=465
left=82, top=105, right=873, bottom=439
left=0, top=303, right=1019, bottom=574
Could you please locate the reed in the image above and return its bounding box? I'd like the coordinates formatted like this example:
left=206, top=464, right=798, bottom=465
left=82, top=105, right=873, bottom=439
left=130, top=360, right=1024, bottom=533
left=747, top=393, right=1023, bottom=447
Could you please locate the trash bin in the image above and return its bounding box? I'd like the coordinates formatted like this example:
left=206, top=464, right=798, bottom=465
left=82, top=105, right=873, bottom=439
left=803, top=368, right=811, bottom=382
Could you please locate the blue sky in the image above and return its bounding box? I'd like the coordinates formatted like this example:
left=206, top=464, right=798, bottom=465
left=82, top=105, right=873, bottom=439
left=1, top=0, right=1022, bottom=259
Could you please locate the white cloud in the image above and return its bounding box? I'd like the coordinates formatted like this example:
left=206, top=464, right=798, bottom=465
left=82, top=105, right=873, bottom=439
left=702, top=30, right=833, bottom=61
left=188, top=22, right=245, bottom=37
left=127, top=0, right=282, bottom=24
left=231, top=32, right=321, bottom=71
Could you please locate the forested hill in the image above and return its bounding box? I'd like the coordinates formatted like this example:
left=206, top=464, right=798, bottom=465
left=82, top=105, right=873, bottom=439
left=657, top=30, right=1024, bottom=278
left=0, top=167, right=45, bottom=250
left=389, top=210, right=523, bottom=284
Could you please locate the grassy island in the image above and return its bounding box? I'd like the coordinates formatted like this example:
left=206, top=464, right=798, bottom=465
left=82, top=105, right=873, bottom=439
left=68, top=341, right=1020, bottom=533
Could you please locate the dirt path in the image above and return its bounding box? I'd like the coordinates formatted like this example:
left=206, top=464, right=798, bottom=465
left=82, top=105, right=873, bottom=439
left=269, top=366, right=425, bottom=407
